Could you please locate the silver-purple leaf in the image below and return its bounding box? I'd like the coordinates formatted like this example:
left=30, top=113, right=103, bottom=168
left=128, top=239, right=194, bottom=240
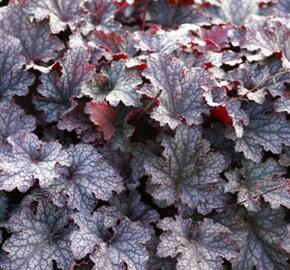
left=71, top=211, right=151, bottom=270
left=57, top=101, right=102, bottom=143
left=0, top=101, right=35, bottom=147
left=203, top=122, right=236, bottom=166
left=208, top=0, right=259, bottom=25
left=0, top=33, right=34, bottom=100
left=243, top=16, right=290, bottom=68
left=82, top=60, right=142, bottom=107
left=216, top=207, right=290, bottom=270
left=98, top=190, right=160, bottom=226
left=244, top=16, right=286, bottom=56
left=227, top=101, right=290, bottom=162
left=0, top=1, right=63, bottom=62
left=80, top=0, right=121, bottom=35
left=133, top=26, right=194, bottom=55
left=272, top=0, right=290, bottom=17
left=274, top=97, right=290, bottom=114
left=226, top=100, right=249, bottom=138
left=145, top=125, right=226, bottom=213
left=225, top=158, right=289, bottom=211
left=0, top=132, right=70, bottom=192
left=148, top=0, right=210, bottom=27
left=26, top=0, right=83, bottom=34
left=130, top=142, right=160, bottom=188
left=57, top=101, right=94, bottom=134
left=279, top=146, right=290, bottom=167
left=227, top=58, right=290, bottom=104
left=147, top=235, right=176, bottom=270
left=34, top=47, right=95, bottom=122
left=157, top=216, right=238, bottom=270
left=142, top=53, right=210, bottom=129
left=133, top=28, right=179, bottom=54
left=1, top=201, right=75, bottom=270
left=281, top=225, right=290, bottom=253
left=47, top=144, right=124, bottom=212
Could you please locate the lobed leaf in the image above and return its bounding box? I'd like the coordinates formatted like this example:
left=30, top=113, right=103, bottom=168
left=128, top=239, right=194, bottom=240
left=71, top=211, right=151, bottom=270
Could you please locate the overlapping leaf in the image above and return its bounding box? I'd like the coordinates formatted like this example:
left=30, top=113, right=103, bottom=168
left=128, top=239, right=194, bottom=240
left=279, top=146, right=290, bottom=166
left=244, top=16, right=286, bottom=56
left=98, top=190, right=160, bottom=226
left=243, top=16, right=290, bottom=68
left=175, top=49, right=242, bottom=68
left=86, top=101, right=117, bottom=141
left=80, top=0, right=121, bottom=34
left=226, top=101, right=290, bottom=162
left=204, top=123, right=236, bottom=166
left=205, top=90, right=249, bottom=138
left=0, top=132, right=70, bottom=192
left=147, top=236, right=176, bottom=270
left=0, top=101, right=35, bottom=148
left=130, top=142, right=160, bottom=188
left=148, top=0, right=210, bottom=27
left=71, top=211, right=151, bottom=270
left=133, top=26, right=194, bottom=55
left=0, top=0, right=289, bottom=269
left=82, top=60, right=142, bottom=107
left=207, top=0, right=259, bottom=25
left=142, top=53, right=210, bottom=129
left=145, top=125, right=226, bottom=213
left=271, top=0, right=290, bottom=17
left=47, top=144, right=124, bottom=212
left=282, top=225, right=290, bottom=253
left=227, top=58, right=290, bottom=104
left=216, top=207, right=290, bottom=270
left=0, top=33, right=34, bottom=100
left=26, top=0, right=83, bottom=34
left=0, top=1, right=63, bottom=62
left=198, top=25, right=230, bottom=52
left=76, top=29, right=135, bottom=61
left=57, top=100, right=102, bottom=143
left=134, top=28, right=179, bottom=54
left=157, top=216, right=238, bottom=270
left=274, top=97, right=290, bottom=114
left=34, top=47, right=95, bottom=122
left=1, top=201, right=75, bottom=270
left=225, top=158, right=290, bottom=211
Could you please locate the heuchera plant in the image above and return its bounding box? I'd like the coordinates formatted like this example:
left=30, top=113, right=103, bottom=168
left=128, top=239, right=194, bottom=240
left=0, top=0, right=290, bottom=269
